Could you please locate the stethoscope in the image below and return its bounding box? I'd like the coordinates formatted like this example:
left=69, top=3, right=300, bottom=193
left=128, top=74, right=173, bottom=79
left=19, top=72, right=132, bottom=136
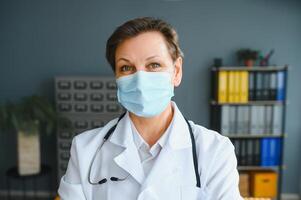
left=88, top=112, right=201, bottom=188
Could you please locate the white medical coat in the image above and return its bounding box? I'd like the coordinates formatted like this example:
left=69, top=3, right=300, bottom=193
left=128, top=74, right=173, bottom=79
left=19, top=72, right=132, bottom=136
left=58, top=102, right=243, bottom=200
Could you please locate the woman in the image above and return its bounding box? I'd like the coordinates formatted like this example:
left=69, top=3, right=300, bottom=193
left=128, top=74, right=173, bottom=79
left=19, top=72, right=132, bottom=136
left=58, top=17, right=243, bottom=200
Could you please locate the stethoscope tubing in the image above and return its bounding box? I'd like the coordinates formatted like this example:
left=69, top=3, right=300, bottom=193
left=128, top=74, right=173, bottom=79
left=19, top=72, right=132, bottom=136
left=88, top=112, right=201, bottom=188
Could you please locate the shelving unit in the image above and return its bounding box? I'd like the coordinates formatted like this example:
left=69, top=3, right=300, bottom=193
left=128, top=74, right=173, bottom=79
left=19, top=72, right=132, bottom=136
left=209, top=65, right=288, bottom=200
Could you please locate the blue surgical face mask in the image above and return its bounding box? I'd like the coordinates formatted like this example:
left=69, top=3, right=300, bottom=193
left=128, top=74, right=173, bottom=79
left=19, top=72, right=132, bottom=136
left=116, top=71, right=174, bottom=118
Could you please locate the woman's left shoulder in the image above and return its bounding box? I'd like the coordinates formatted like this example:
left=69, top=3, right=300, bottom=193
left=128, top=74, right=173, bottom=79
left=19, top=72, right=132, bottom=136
left=187, top=120, right=233, bottom=151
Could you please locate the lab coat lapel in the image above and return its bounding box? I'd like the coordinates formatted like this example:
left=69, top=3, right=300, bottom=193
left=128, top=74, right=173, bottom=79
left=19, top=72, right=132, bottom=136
left=88, top=119, right=122, bottom=184
left=109, top=112, right=145, bottom=185
left=88, top=119, right=129, bottom=200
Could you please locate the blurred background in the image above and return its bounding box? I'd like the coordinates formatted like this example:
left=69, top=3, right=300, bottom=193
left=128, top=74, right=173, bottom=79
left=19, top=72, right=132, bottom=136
left=0, top=0, right=300, bottom=199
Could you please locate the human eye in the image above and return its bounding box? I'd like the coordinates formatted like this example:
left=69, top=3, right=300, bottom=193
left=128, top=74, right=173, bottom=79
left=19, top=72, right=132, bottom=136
left=148, top=62, right=162, bottom=71
left=119, top=65, right=134, bottom=73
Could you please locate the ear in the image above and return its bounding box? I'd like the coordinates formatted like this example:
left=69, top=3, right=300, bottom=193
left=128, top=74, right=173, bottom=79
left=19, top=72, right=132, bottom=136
left=172, top=57, right=183, bottom=87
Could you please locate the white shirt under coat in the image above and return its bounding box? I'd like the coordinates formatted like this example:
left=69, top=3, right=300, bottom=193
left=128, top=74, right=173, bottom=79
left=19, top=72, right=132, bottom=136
left=130, top=110, right=172, bottom=178
left=58, top=101, right=243, bottom=200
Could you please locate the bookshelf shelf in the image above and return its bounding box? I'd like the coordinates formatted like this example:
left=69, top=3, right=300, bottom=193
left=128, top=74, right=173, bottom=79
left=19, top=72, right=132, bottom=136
left=237, top=166, right=281, bottom=171
left=211, top=65, right=288, bottom=72
left=211, top=100, right=284, bottom=106
left=209, top=65, right=288, bottom=200
left=224, top=134, right=285, bottom=139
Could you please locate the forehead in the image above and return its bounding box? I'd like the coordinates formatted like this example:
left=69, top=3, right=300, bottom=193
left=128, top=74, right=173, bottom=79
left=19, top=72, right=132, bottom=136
left=115, top=31, right=170, bottom=60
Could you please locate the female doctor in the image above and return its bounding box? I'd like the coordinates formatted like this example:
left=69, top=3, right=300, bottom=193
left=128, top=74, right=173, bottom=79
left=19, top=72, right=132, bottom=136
left=58, top=17, right=243, bottom=200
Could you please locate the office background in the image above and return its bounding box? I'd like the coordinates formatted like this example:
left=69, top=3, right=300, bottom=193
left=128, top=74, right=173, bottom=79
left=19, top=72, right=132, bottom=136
left=0, top=0, right=300, bottom=198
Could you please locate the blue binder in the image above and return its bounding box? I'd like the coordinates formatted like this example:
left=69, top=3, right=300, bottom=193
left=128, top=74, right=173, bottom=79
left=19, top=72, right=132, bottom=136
left=261, top=138, right=282, bottom=166
left=260, top=138, right=270, bottom=166
left=276, top=71, right=285, bottom=101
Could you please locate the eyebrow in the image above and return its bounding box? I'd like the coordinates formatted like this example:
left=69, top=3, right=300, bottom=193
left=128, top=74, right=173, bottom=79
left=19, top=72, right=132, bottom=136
left=116, top=58, right=130, bottom=63
left=116, top=55, right=160, bottom=63
left=146, top=55, right=160, bottom=60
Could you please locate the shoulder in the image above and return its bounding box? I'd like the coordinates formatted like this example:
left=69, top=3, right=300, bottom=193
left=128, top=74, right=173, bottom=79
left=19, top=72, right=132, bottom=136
left=188, top=120, right=240, bottom=196
left=188, top=120, right=234, bottom=153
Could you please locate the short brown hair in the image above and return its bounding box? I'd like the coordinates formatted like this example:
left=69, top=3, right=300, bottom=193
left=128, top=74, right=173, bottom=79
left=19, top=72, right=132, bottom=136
left=105, top=17, right=184, bottom=72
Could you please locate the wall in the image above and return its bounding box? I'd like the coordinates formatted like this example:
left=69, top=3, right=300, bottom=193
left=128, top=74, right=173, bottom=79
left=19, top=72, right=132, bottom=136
left=0, top=0, right=300, bottom=194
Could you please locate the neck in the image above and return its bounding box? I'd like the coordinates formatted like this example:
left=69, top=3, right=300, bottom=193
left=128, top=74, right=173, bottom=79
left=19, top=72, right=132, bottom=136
left=129, top=102, right=174, bottom=147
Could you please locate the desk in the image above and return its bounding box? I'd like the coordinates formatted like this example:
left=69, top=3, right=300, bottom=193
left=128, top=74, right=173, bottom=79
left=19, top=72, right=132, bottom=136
left=5, top=164, right=53, bottom=200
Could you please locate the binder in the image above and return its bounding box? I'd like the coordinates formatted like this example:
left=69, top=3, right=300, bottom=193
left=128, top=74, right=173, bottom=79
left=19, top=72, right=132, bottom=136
left=274, top=138, right=281, bottom=165
left=247, top=140, right=253, bottom=165
left=275, top=138, right=281, bottom=165
left=221, top=105, right=230, bottom=135
left=257, top=106, right=265, bottom=135
left=217, top=71, right=228, bottom=103
left=255, top=139, right=261, bottom=165
left=234, top=71, right=240, bottom=102
left=250, top=106, right=257, bottom=135
left=260, top=138, right=282, bottom=166
left=240, top=71, right=249, bottom=103
left=269, top=138, right=277, bottom=165
left=262, top=72, right=270, bottom=100
left=255, top=72, right=263, bottom=100
left=276, top=71, right=285, bottom=101
left=264, top=105, right=273, bottom=134
left=228, top=71, right=235, bottom=102
left=242, top=106, right=250, bottom=134
left=270, top=72, right=277, bottom=100
left=249, top=72, right=255, bottom=101
left=260, top=138, right=270, bottom=166
left=241, top=140, right=247, bottom=165
left=251, top=139, right=256, bottom=165
left=236, top=106, right=244, bottom=134
left=270, top=138, right=281, bottom=166
left=272, top=105, right=283, bottom=135
left=229, top=106, right=237, bottom=134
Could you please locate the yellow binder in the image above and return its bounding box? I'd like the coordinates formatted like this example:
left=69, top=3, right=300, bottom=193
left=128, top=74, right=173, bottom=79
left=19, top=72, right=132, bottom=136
left=234, top=71, right=241, bottom=102
left=240, top=71, right=249, bottom=103
left=218, top=71, right=228, bottom=103
left=228, top=71, right=235, bottom=103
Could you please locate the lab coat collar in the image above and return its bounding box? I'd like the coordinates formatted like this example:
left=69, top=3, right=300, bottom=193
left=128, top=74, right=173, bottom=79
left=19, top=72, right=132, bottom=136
left=109, top=111, right=131, bottom=148
left=167, top=101, right=192, bottom=149
left=105, top=101, right=193, bottom=188
left=109, top=111, right=145, bottom=184
left=109, top=101, right=192, bottom=150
